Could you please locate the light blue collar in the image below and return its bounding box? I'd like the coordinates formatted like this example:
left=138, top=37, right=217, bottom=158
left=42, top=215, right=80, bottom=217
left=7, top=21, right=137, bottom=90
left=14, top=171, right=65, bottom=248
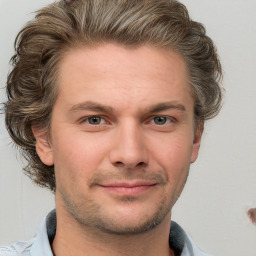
left=28, top=209, right=211, bottom=256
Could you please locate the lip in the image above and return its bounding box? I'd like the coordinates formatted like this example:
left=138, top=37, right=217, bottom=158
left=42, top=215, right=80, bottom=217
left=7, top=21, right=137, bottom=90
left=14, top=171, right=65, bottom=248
left=98, top=181, right=157, bottom=196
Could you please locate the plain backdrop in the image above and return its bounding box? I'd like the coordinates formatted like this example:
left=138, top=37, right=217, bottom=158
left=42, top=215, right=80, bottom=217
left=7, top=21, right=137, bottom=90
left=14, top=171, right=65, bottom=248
left=0, top=0, right=256, bottom=255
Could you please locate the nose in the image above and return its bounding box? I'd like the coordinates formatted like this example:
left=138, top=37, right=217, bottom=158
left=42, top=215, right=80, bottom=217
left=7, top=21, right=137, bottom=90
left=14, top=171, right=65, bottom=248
left=109, top=121, right=149, bottom=169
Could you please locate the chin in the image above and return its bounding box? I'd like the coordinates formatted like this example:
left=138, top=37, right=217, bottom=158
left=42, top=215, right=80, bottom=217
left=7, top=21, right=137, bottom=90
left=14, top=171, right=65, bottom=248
left=93, top=212, right=169, bottom=235
left=78, top=201, right=172, bottom=235
left=61, top=188, right=173, bottom=235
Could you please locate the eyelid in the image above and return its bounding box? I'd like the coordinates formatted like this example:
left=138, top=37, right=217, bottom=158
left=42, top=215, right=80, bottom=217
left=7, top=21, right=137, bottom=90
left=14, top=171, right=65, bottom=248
left=79, top=115, right=108, bottom=125
left=147, top=115, right=176, bottom=124
left=78, top=114, right=177, bottom=126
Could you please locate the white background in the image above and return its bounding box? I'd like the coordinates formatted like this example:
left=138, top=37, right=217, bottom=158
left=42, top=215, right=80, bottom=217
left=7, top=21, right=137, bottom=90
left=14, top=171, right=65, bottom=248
left=0, top=0, right=256, bottom=255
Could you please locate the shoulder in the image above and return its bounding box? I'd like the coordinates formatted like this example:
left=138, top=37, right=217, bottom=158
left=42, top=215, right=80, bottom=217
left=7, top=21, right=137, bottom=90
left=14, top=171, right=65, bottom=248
left=182, top=231, right=213, bottom=256
left=0, top=239, right=34, bottom=256
left=0, top=210, right=55, bottom=256
left=170, top=221, right=212, bottom=256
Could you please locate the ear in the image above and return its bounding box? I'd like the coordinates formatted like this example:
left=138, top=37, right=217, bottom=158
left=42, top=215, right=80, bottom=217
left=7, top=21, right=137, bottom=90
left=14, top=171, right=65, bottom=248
left=32, top=127, right=54, bottom=166
left=190, top=123, right=204, bottom=163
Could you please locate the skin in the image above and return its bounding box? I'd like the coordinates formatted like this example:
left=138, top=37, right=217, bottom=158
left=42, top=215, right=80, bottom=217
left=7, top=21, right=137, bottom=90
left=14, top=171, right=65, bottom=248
left=33, top=43, right=202, bottom=256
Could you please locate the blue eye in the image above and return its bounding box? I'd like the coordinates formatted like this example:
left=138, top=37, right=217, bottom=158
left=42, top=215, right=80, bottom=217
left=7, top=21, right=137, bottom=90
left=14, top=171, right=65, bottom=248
left=87, top=116, right=103, bottom=125
left=153, top=116, right=169, bottom=125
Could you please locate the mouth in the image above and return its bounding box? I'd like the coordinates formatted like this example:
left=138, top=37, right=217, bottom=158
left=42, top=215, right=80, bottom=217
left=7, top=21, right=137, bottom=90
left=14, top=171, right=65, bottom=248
left=98, top=181, right=157, bottom=196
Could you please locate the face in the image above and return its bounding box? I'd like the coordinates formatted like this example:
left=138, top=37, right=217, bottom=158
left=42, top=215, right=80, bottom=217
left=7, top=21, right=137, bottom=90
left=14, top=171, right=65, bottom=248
left=35, top=43, right=202, bottom=234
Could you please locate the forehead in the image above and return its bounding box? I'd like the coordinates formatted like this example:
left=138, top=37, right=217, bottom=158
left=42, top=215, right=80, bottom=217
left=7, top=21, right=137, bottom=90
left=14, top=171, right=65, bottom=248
left=59, top=43, right=189, bottom=81
left=56, top=43, right=192, bottom=111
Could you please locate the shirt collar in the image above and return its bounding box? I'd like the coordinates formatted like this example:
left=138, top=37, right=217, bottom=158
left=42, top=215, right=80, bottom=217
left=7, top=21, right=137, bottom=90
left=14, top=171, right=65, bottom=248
left=30, top=211, right=55, bottom=256
left=30, top=209, right=208, bottom=256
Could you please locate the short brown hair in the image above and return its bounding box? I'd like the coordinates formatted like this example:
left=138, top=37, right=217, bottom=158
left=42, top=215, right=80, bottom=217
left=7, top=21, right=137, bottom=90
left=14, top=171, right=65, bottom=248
left=4, top=0, right=222, bottom=191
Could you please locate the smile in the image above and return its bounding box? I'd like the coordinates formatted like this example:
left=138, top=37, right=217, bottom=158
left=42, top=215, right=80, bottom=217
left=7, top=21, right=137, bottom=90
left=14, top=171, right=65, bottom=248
left=98, top=181, right=157, bottom=196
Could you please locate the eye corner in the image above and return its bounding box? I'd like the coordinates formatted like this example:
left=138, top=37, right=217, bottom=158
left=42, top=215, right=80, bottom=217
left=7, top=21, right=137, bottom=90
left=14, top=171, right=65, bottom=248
left=151, top=115, right=175, bottom=125
left=78, top=115, right=111, bottom=126
left=144, top=115, right=178, bottom=132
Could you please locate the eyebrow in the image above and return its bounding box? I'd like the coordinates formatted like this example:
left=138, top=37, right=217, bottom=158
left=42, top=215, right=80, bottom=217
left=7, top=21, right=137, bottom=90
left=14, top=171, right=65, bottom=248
left=69, top=101, right=114, bottom=113
left=69, top=101, right=186, bottom=114
left=146, top=102, right=186, bottom=113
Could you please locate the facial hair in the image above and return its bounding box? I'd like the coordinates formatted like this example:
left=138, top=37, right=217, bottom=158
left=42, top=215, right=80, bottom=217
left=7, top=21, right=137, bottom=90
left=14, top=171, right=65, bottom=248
left=59, top=168, right=188, bottom=235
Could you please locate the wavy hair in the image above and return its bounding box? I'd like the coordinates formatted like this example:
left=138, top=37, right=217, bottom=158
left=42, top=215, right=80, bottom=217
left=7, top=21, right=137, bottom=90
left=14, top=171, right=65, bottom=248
left=4, top=0, right=222, bottom=191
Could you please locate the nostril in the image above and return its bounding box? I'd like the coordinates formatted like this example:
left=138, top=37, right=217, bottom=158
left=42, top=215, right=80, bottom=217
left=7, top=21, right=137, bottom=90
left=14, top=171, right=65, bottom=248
left=114, top=161, right=124, bottom=167
left=136, top=162, right=146, bottom=167
left=113, top=161, right=146, bottom=169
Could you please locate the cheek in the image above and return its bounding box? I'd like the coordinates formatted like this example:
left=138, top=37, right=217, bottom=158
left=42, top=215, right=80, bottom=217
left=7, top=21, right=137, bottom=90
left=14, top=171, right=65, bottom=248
left=159, top=139, right=192, bottom=196
left=51, top=130, right=109, bottom=178
left=149, top=134, right=193, bottom=184
left=155, top=137, right=193, bottom=165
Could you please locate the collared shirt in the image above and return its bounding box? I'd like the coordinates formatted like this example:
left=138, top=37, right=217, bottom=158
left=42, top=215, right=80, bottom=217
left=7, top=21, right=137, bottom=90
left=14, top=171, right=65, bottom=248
left=0, top=210, right=212, bottom=256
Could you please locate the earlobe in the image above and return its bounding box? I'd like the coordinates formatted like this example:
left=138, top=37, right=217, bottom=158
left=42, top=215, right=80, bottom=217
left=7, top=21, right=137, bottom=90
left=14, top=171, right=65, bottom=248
left=190, top=123, right=204, bottom=163
left=32, top=127, right=54, bottom=166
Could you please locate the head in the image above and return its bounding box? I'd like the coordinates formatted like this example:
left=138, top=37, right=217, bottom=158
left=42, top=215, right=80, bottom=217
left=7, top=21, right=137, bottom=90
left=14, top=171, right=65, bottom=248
left=5, top=0, right=222, bottom=233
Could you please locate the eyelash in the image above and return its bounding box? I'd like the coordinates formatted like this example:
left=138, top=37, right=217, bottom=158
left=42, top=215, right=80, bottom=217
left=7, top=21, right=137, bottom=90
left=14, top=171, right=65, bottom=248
left=80, top=116, right=108, bottom=125
left=80, top=115, right=175, bottom=126
left=149, top=116, right=174, bottom=125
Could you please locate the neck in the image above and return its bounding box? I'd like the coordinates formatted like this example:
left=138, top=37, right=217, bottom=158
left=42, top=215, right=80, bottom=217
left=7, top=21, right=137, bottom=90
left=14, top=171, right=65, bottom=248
left=52, top=206, right=173, bottom=256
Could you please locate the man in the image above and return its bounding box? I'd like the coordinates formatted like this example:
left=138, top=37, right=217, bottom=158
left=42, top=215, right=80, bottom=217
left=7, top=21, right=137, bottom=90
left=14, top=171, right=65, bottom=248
left=1, top=0, right=222, bottom=255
